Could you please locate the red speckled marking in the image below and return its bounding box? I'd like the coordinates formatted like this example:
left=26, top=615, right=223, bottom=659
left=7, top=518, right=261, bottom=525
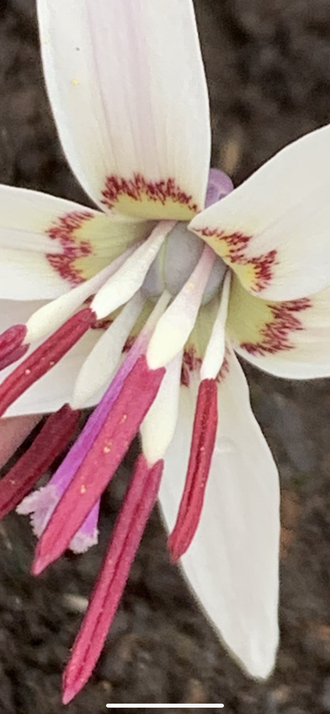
left=199, top=228, right=277, bottom=292
left=248, top=250, right=277, bottom=291
left=101, top=173, right=198, bottom=213
left=46, top=211, right=94, bottom=285
left=241, top=297, right=312, bottom=356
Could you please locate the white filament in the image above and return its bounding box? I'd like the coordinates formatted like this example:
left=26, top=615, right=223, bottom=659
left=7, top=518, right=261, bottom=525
left=140, top=351, right=182, bottom=465
left=201, top=271, right=231, bottom=380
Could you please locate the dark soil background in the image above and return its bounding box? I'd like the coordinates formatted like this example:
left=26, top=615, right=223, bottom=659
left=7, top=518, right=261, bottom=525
left=1, top=0, right=330, bottom=712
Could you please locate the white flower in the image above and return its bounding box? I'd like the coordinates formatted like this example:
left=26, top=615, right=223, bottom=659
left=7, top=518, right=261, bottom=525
left=0, top=0, right=329, bottom=704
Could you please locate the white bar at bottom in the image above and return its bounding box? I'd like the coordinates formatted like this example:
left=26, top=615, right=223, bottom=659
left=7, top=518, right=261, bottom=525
left=106, top=705, right=224, bottom=709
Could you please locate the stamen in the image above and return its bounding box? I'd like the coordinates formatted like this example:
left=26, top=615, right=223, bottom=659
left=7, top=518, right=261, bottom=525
left=0, top=324, right=28, bottom=370
left=201, top=270, right=231, bottom=380
left=0, top=308, right=95, bottom=418
left=168, top=378, right=218, bottom=561
left=0, top=405, right=79, bottom=519
left=62, top=453, right=163, bottom=705
left=32, top=355, right=165, bottom=576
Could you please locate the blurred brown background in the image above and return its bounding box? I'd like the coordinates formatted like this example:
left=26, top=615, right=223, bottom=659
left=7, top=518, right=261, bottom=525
left=1, top=0, right=330, bottom=712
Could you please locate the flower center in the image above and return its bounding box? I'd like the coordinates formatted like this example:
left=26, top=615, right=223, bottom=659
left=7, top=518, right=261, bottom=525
left=143, top=222, right=227, bottom=303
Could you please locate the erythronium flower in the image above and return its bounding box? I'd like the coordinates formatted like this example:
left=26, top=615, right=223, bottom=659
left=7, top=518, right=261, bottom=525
left=1, top=0, right=330, bottom=704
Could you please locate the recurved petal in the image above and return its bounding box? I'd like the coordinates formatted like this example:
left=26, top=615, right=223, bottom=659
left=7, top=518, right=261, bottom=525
left=160, top=349, right=280, bottom=679
left=228, top=275, right=330, bottom=378
left=0, top=185, right=149, bottom=299
left=190, top=124, right=330, bottom=300
left=37, top=0, right=210, bottom=220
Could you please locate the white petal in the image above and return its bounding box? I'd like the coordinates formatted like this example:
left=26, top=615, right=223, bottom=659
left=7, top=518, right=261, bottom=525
left=0, top=184, right=146, bottom=300
left=160, top=349, right=280, bottom=678
left=228, top=275, right=330, bottom=378
left=0, top=186, right=76, bottom=299
left=190, top=125, right=330, bottom=300
left=37, top=0, right=210, bottom=219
